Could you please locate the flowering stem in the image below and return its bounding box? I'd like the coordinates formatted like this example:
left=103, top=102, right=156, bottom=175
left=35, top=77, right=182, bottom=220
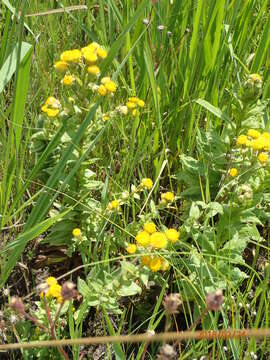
left=44, top=298, right=70, bottom=360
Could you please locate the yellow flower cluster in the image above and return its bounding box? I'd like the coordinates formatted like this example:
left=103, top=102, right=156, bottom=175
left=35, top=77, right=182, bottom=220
left=128, top=222, right=179, bottom=272
left=229, top=168, right=238, bottom=177
left=72, top=228, right=82, bottom=237
left=125, top=97, right=145, bottom=117
left=236, top=129, right=270, bottom=164
left=140, top=178, right=153, bottom=190
left=141, top=255, right=169, bottom=272
left=98, top=77, right=117, bottom=96
left=41, top=97, right=61, bottom=117
left=40, top=277, right=62, bottom=303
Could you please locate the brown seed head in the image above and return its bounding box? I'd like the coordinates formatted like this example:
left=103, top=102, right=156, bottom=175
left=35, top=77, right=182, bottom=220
left=163, top=293, right=181, bottom=315
left=61, top=281, right=77, bottom=301
left=10, top=297, right=25, bottom=315
left=206, top=289, right=224, bottom=311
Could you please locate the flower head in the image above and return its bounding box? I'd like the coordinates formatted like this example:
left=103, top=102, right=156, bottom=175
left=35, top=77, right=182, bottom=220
left=150, top=232, right=168, bottom=249
left=141, top=255, right=151, bottom=266
left=165, top=229, right=179, bottom=243
left=62, top=74, right=75, bottom=86
left=72, top=228, right=82, bottom=237
left=98, top=84, right=107, bottom=96
left=236, top=135, right=248, bottom=146
left=126, top=244, right=137, bottom=254
left=161, top=192, right=174, bottom=202
left=258, top=152, right=268, bottom=164
left=87, top=65, right=100, bottom=76
left=46, top=277, right=58, bottom=286
left=60, top=49, right=81, bottom=63
left=54, top=60, right=68, bottom=72
left=136, top=231, right=151, bottom=247
left=143, top=222, right=156, bottom=234
left=229, top=168, right=238, bottom=177
left=105, top=80, right=117, bottom=93
left=107, top=199, right=120, bottom=211
left=248, top=129, right=260, bottom=139
left=140, top=178, right=153, bottom=190
left=149, top=257, right=162, bottom=272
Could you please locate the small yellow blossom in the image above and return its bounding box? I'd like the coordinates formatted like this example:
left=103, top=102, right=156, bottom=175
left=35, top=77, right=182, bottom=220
left=60, top=49, right=81, bottom=63
left=62, top=74, right=75, bottom=86
left=141, top=255, right=151, bottom=266
left=161, top=192, right=174, bottom=202
left=68, top=97, right=75, bottom=104
left=98, top=85, right=107, bottom=96
left=105, top=80, right=117, bottom=93
left=165, top=229, right=179, bottom=243
left=46, top=108, right=60, bottom=117
left=229, top=168, right=238, bottom=177
left=72, top=228, right=82, bottom=237
left=87, top=65, right=100, bottom=76
left=103, top=114, right=110, bottom=121
left=248, top=129, right=260, bottom=139
left=54, top=60, right=68, bottom=72
left=150, top=232, right=168, bottom=249
left=140, top=178, right=153, bottom=190
left=258, top=152, right=268, bottom=164
left=137, top=99, right=145, bottom=108
left=107, top=199, right=120, bottom=211
left=57, top=296, right=63, bottom=304
left=45, top=97, right=61, bottom=109
left=236, top=134, right=248, bottom=146
left=132, top=109, right=137, bottom=117
left=83, top=50, right=98, bottom=63
left=129, top=97, right=139, bottom=103
left=126, top=244, right=137, bottom=254
left=97, top=48, right=108, bottom=59
left=143, top=222, right=156, bottom=234
left=250, top=138, right=264, bottom=150
left=149, top=257, right=162, bottom=272
left=46, top=277, right=58, bottom=286
left=87, top=42, right=101, bottom=52
left=136, top=231, right=151, bottom=247
left=126, top=101, right=137, bottom=109
left=48, top=284, right=62, bottom=298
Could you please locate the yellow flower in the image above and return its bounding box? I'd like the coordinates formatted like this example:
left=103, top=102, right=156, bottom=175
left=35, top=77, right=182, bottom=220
left=46, top=108, right=60, bottom=117
left=161, top=192, right=174, bottom=202
left=229, top=168, right=238, bottom=177
left=165, top=229, right=179, bottom=243
left=54, top=60, right=68, bottom=72
left=126, top=101, right=137, bottom=109
left=149, top=257, right=162, bottom=272
left=87, top=65, right=100, bottom=76
left=98, top=85, right=107, bottom=96
left=68, top=97, right=75, bottom=104
left=126, top=244, right=137, bottom=254
left=41, top=105, right=48, bottom=113
left=136, top=231, right=151, bottom=247
left=107, top=200, right=120, bottom=210
left=132, top=109, right=137, bottom=117
left=60, top=49, right=81, bottom=63
left=83, top=50, right=98, bottom=63
left=105, top=80, right=117, bottom=93
left=129, top=97, right=139, bottom=103
left=250, top=138, right=264, bottom=150
left=45, top=97, right=61, bottom=109
left=137, top=99, right=145, bottom=108
left=46, top=277, right=58, bottom=286
left=150, top=232, right=168, bottom=249
left=62, top=74, right=75, bottom=86
left=103, top=114, right=110, bottom=121
left=72, top=228, right=82, bottom=237
left=57, top=296, right=63, bottom=304
left=258, top=152, right=268, bottom=164
left=141, top=255, right=151, bottom=266
left=248, top=129, right=260, bottom=139
left=48, top=284, right=62, bottom=298
left=236, top=135, right=248, bottom=146
left=140, top=178, right=153, bottom=190
left=97, top=48, right=108, bottom=59
left=143, top=222, right=156, bottom=234
left=86, top=42, right=101, bottom=52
